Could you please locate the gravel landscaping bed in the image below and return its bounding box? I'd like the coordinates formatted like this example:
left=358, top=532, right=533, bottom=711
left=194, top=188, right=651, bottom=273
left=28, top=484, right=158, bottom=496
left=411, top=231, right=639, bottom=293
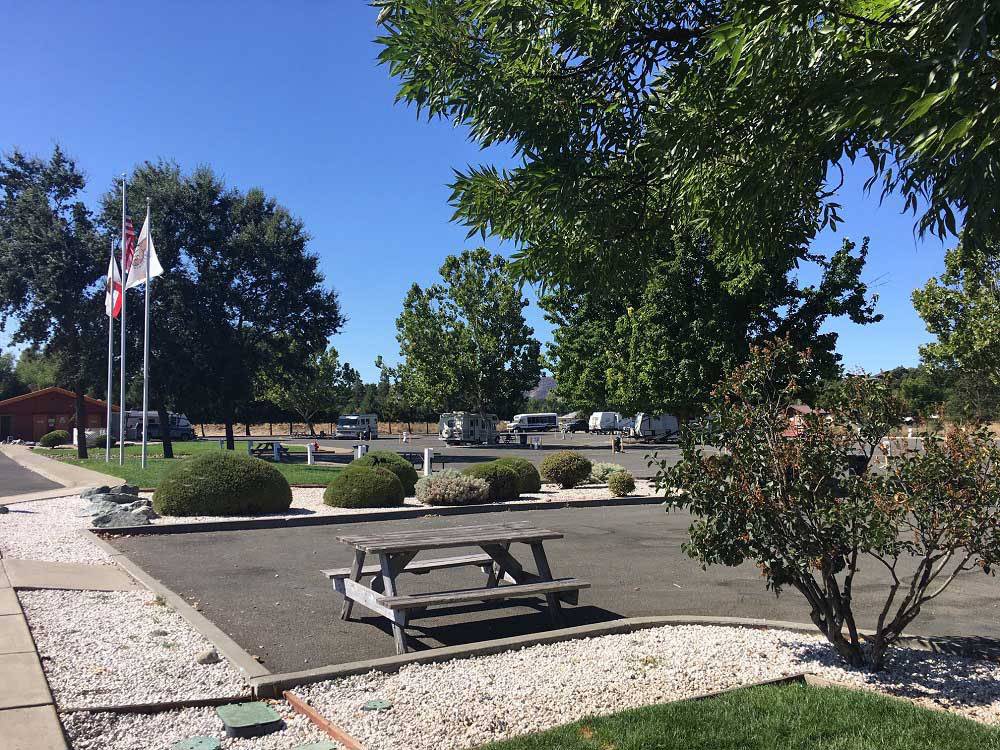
left=0, top=494, right=112, bottom=563
left=19, top=589, right=248, bottom=706
left=62, top=701, right=335, bottom=750
left=295, top=625, right=1000, bottom=750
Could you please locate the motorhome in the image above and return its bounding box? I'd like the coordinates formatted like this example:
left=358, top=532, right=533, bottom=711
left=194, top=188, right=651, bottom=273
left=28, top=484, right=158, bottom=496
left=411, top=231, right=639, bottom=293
left=438, top=412, right=498, bottom=444
left=335, top=414, right=378, bottom=440
left=588, top=412, right=622, bottom=433
left=123, top=411, right=195, bottom=441
left=510, top=412, right=558, bottom=433
left=631, top=413, right=680, bottom=442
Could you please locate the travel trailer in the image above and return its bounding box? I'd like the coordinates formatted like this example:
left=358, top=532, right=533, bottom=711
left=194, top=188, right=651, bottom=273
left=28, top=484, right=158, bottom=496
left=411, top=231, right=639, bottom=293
left=588, top=412, right=622, bottom=433
left=122, top=411, right=195, bottom=441
left=631, top=413, right=680, bottom=442
left=438, top=412, right=498, bottom=444
left=335, top=414, right=378, bottom=439
left=510, top=412, right=558, bottom=433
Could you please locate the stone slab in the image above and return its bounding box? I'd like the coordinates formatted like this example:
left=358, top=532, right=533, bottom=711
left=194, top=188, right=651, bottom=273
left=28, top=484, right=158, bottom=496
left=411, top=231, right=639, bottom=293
left=3, top=558, right=141, bottom=592
left=0, top=704, right=69, bottom=749
left=0, top=614, right=35, bottom=654
left=0, top=588, right=20, bottom=615
left=0, top=651, right=53, bottom=709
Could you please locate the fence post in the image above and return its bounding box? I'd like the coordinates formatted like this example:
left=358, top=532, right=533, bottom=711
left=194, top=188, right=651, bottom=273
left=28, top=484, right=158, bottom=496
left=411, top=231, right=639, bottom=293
left=273, top=442, right=280, bottom=462
left=423, top=448, right=433, bottom=477
left=355, top=443, right=369, bottom=460
left=307, top=443, right=314, bottom=465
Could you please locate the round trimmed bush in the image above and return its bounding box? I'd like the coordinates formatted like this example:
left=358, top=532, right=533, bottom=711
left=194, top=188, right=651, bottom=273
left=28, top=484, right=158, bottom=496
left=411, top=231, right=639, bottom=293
left=540, top=451, right=593, bottom=489
left=415, top=470, right=489, bottom=506
left=38, top=430, right=70, bottom=448
left=324, top=466, right=404, bottom=509
left=494, top=456, right=542, bottom=494
left=153, top=452, right=292, bottom=516
left=608, top=470, right=636, bottom=497
left=462, top=461, right=520, bottom=502
left=350, top=450, right=419, bottom=496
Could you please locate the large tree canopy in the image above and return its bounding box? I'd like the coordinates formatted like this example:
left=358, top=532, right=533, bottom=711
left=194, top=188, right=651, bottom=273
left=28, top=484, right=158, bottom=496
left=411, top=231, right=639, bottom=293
left=376, top=1, right=999, bottom=285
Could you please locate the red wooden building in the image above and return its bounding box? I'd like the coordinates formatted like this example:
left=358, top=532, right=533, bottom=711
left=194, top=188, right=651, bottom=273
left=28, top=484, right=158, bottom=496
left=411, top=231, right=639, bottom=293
left=0, top=387, right=118, bottom=442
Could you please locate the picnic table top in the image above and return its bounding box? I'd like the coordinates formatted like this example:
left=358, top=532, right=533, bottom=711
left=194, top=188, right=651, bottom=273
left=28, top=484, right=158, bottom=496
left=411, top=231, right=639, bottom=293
left=336, top=521, right=564, bottom=554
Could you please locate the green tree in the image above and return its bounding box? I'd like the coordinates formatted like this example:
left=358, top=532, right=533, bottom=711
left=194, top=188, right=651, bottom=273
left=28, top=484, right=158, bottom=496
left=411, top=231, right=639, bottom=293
left=0, top=350, right=24, bottom=400
left=14, top=347, right=60, bottom=391
left=395, top=248, right=541, bottom=417
left=262, top=346, right=356, bottom=435
left=0, top=147, right=106, bottom=457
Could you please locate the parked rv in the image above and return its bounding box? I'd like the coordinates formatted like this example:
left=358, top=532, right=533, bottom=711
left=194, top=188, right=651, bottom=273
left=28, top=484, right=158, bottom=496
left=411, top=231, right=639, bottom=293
left=631, top=413, right=680, bottom=442
left=588, top=412, right=622, bottom=434
left=439, top=412, right=498, bottom=444
left=335, top=414, right=378, bottom=439
left=123, top=411, right=195, bottom=441
left=510, top=412, right=558, bottom=433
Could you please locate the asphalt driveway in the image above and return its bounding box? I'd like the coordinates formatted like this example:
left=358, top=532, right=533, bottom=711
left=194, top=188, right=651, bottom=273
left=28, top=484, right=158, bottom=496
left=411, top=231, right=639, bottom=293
left=108, top=504, right=1000, bottom=673
left=0, top=450, right=60, bottom=498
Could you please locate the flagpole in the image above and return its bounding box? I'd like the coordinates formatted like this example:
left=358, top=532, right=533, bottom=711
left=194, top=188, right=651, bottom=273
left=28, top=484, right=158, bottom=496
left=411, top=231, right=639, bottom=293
left=105, top=238, right=115, bottom=463
left=141, top=200, right=152, bottom=469
left=119, top=175, right=127, bottom=466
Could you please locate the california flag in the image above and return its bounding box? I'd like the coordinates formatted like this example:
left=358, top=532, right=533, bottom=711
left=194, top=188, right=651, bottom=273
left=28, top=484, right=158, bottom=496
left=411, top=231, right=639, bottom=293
left=124, top=211, right=164, bottom=289
left=105, top=253, right=123, bottom=318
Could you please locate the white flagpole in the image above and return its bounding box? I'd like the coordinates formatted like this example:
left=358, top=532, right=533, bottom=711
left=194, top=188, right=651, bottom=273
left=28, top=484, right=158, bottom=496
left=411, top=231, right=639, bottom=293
left=141, top=200, right=151, bottom=469
left=105, top=237, right=115, bottom=463
left=119, top=175, right=127, bottom=466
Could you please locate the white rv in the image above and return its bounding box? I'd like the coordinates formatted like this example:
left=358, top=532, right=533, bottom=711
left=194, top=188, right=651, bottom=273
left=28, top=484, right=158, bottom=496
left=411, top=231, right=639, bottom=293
left=631, top=413, right=680, bottom=441
left=335, top=414, right=378, bottom=439
left=439, top=412, right=498, bottom=444
left=510, top=412, right=558, bottom=432
left=588, top=412, right=622, bottom=433
left=123, top=411, right=195, bottom=441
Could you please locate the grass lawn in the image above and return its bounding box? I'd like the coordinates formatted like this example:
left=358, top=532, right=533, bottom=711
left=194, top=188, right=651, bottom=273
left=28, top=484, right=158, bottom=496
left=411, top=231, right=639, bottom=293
left=39, top=440, right=342, bottom=488
left=480, top=684, right=1000, bottom=750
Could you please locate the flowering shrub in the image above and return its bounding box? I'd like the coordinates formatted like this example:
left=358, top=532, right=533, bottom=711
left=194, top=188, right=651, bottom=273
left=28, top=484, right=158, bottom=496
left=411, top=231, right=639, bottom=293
left=655, top=339, right=1000, bottom=670
left=590, top=462, right=627, bottom=483
left=415, top=470, right=490, bottom=506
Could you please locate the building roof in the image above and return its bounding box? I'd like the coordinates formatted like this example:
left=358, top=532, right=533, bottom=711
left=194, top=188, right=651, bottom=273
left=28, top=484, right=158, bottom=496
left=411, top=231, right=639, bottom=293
left=0, top=386, right=119, bottom=411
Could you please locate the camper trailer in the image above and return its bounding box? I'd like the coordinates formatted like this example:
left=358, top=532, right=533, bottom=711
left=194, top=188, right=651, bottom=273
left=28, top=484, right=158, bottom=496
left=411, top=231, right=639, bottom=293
left=438, top=412, right=498, bottom=444
left=631, top=413, right=680, bottom=442
left=335, top=414, right=378, bottom=440
left=588, top=412, right=622, bottom=434
left=123, top=411, right=195, bottom=441
left=510, top=412, right=558, bottom=433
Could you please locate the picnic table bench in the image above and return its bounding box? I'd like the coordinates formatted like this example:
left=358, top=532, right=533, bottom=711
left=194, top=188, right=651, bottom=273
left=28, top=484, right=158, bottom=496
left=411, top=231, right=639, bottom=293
left=323, top=521, right=589, bottom=654
left=249, top=441, right=290, bottom=462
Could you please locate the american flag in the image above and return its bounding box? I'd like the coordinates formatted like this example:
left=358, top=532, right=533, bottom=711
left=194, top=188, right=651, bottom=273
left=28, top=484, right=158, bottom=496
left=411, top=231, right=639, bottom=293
left=123, top=217, right=137, bottom=277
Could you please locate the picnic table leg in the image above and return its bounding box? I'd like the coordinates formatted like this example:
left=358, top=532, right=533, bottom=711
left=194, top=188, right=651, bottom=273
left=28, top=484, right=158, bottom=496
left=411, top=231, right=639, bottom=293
left=530, top=542, right=564, bottom=628
left=340, top=549, right=366, bottom=621
left=379, top=553, right=410, bottom=655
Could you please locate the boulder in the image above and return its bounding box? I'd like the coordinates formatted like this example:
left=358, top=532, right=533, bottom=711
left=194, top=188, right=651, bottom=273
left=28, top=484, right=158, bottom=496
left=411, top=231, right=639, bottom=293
left=0, top=505, right=8, bottom=515
left=91, top=509, right=152, bottom=528
left=86, top=492, right=142, bottom=506
left=109, top=483, right=140, bottom=495
left=196, top=648, right=221, bottom=665
left=80, top=486, right=111, bottom=499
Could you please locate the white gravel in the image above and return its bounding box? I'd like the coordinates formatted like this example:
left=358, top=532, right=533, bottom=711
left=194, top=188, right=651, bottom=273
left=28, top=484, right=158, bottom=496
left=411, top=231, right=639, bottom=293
left=19, top=589, right=248, bottom=706
left=0, top=494, right=111, bottom=563
left=296, top=625, right=1000, bottom=750
left=62, top=701, right=336, bottom=750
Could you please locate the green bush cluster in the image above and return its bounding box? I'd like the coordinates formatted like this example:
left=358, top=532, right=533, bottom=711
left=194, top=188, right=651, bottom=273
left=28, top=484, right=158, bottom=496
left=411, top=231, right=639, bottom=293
left=350, top=450, right=418, bottom=495
left=540, top=451, right=592, bottom=488
left=608, top=470, right=636, bottom=497
left=38, top=430, right=70, bottom=448
left=462, top=461, right=520, bottom=502
left=494, top=456, right=542, bottom=494
left=324, top=466, right=404, bottom=508
left=153, top=452, right=292, bottom=516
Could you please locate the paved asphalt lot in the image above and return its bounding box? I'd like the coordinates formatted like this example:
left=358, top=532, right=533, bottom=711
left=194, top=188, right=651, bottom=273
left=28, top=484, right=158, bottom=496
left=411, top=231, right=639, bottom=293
left=110, top=504, right=1000, bottom=673
left=286, top=432, right=680, bottom=478
left=0, top=450, right=60, bottom=498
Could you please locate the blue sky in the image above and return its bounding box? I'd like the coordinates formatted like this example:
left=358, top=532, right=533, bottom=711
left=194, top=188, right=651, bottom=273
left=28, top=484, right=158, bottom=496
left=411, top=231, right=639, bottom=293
left=1, top=1, right=948, bottom=380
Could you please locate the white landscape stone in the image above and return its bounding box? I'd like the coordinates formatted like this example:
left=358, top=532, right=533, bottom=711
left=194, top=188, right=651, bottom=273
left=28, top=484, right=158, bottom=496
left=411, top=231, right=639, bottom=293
left=0, top=494, right=112, bottom=564
left=296, top=624, right=1000, bottom=750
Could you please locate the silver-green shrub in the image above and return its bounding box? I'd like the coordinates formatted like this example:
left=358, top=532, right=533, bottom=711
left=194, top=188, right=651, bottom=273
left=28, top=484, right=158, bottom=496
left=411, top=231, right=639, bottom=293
left=415, top=470, right=490, bottom=506
left=590, top=462, right=627, bottom=483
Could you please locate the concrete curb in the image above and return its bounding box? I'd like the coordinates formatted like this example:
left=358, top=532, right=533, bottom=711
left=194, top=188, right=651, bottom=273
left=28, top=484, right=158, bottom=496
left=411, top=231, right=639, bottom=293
left=90, top=495, right=666, bottom=536
left=83, top=531, right=271, bottom=681
left=1, top=487, right=87, bottom=506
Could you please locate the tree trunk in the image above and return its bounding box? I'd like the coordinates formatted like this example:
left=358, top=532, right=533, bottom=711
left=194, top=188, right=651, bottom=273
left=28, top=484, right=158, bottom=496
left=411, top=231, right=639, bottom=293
left=200, top=423, right=206, bottom=438
left=157, top=406, right=174, bottom=459
left=288, top=421, right=293, bottom=435
left=307, top=421, right=315, bottom=436
left=74, top=386, right=89, bottom=459
left=224, top=417, right=235, bottom=450
left=244, top=422, right=251, bottom=437
left=269, top=422, right=273, bottom=436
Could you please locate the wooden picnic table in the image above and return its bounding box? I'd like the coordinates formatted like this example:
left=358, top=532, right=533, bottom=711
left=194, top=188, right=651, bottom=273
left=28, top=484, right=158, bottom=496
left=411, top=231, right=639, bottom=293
left=249, top=441, right=290, bottom=462
left=324, top=521, right=589, bottom=654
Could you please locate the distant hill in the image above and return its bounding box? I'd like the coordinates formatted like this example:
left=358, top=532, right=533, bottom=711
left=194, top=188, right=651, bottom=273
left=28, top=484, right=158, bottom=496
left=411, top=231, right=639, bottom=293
left=527, top=375, right=557, bottom=400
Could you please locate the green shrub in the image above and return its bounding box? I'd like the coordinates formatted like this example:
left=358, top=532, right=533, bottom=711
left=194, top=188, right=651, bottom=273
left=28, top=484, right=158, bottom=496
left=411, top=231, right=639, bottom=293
left=350, top=450, right=419, bottom=495
left=494, top=456, right=542, bottom=494
left=608, top=470, right=636, bottom=497
left=38, top=430, right=70, bottom=448
left=153, top=452, right=292, bottom=516
left=590, top=461, right=627, bottom=483
left=324, top=466, right=404, bottom=508
left=540, top=451, right=592, bottom=488
left=85, top=432, right=117, bottom=449
left=415, top=470, right=490, bottom=506
left=463, top=461, right=520, bottom=502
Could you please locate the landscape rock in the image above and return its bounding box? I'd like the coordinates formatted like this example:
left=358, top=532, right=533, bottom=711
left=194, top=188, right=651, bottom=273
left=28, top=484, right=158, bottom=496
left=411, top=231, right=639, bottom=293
left=85, top=492, right=143, bottom=506
left=91, top=510, right=152, bottom=528
left=0, top=505, right=9, bottom=514
left=80, top=486, right=111, bottom=499
left=195, top=648, right=221, bottom=665
left=109, top=484, right=140, bottom=496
